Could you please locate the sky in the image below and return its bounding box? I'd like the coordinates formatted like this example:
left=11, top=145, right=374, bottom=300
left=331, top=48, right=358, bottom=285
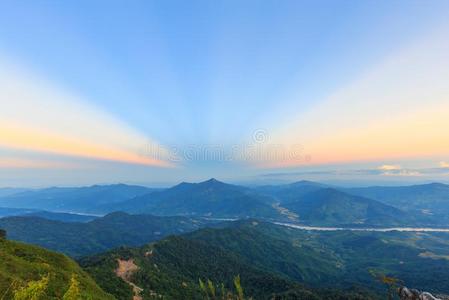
left=1, top=0, right=449, bottom=187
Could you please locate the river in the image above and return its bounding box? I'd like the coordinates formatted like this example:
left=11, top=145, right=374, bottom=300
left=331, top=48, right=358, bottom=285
left=274, top=222, right=449, bottom=232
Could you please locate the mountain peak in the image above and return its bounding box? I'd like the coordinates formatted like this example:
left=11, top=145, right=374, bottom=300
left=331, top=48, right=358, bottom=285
left=289, top=180, right=323, bottom=187
left=200, top=178, right=224, bottom=185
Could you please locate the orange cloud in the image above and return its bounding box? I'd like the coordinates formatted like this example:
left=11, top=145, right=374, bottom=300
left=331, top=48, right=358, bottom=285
left=253, top=103, right=449, bottom=168
left=255, top=28, right=449, bottom=169
left=0, top=57, right=173, bottom=168
left=0, top=121, right=172, bottom=167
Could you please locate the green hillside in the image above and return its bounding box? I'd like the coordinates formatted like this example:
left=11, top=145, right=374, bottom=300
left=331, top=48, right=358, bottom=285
left=80, top=234, right=376, bottom=300
left=0, top=212, right=212, bottom=257
left=189, top=220, right=449, bottom=294
left=0, top=230, right=114, bottom=300
left=187, top=221, right=341, bottom=284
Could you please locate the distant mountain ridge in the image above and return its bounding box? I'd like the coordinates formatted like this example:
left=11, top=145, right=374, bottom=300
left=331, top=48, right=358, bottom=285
left=1, top=179, right=449, bottom=227
left=0, top=187, right=30, bottom=198
left=0, top=207, right=97, bottom=222
left=344, top=183, right=449, bottom=216
left=254, top=180, right=329, bottom=204
left=0, top=184, right=155, bottom=212
left=103, top=178, right=282, bottom=219
left=283, top=188, right=412, bottom=226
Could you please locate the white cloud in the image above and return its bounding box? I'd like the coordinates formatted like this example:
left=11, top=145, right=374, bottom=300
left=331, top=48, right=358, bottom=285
left=378, top=164, right=402, bottom=171
left=440, top=161, right=449, bottom=168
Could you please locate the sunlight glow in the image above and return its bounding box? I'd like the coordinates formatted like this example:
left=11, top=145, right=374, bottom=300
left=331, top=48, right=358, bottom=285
left=0, top=57, right=172, bottom=168
left=260, top=27, right=449, bottom=168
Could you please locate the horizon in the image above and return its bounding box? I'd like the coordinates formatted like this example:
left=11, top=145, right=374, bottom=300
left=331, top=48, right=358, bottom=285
left=2, top=177, right=449, bottom=190
left=1, top=1, right=449, bottom=186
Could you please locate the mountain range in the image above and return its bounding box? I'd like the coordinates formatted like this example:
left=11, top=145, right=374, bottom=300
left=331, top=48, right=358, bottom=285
left=254, top=180, right=329, bottom=204
left=0, top=207, right=98, bottom=222
left=2, top=179, right=449, bottom=227
left=2, top=208, right=449, bottom=298
left=0, top=184, right=155, bottom=212
left=345, top=183, right=449, bottom=216
left=101, top=178, right=281, bottom=219
left=283, top=188, right=413, bottom=226
left=0, top=212, right=214, bottom=257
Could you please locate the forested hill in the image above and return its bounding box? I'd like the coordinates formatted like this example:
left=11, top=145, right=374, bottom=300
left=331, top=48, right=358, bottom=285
left=80, top=234, right=377, bottom=300
left=0, top=212, right=213, bottom=257
left=0, top=230, right=114, bottom=299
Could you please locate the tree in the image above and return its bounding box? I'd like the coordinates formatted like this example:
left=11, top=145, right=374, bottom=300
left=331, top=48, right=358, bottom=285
left=233, top=275, right=244, bottom=300
left=63, top=274, right=81, bottom=300
left=13, top=274, right=49, bottom=300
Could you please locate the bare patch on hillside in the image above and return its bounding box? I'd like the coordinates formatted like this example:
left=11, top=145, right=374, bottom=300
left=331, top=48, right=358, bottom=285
left=115, top=259, right=143, bottom=300
left=273, top=203, right=299, bottom=221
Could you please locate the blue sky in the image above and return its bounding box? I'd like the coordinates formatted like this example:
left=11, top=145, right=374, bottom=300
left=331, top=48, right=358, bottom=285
left=1, top=1, right=449, bottom=187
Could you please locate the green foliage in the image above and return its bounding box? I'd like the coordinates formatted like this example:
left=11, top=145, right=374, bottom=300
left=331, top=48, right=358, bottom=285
left=0, top=238, right=114, bottom=300
left=81, top=236, right=311, bottom=299
left=208, top=279, right=216, bottom=298
left=198, top=276, right=249, bottom=300
left=63, top=275, right=81, bottom=300
left=220, top=283, right=226, bottom=300
left=6, top=207, right=449, bottom=299
left=233, top=275, right=244, bottom=300
left=199, top=279, right=207, bottom=298
left=13, top=274, right=49, bottom=300
left=188, top=219, right=449, bottom=295
left=188, top=221, right=341, bottom=283
left=81, top=233, right=379, bottom=300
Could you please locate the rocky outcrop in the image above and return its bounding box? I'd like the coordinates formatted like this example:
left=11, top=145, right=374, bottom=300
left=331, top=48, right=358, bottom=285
left=398, top=286, right=448, bottom=300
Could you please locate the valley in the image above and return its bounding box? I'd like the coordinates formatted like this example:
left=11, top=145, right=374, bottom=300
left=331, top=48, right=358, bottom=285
left=1, top=179, right=449, bottom=299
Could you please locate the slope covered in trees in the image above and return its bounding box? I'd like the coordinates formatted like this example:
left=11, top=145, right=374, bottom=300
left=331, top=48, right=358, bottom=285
left=0, top=231, right=114, bottom=299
